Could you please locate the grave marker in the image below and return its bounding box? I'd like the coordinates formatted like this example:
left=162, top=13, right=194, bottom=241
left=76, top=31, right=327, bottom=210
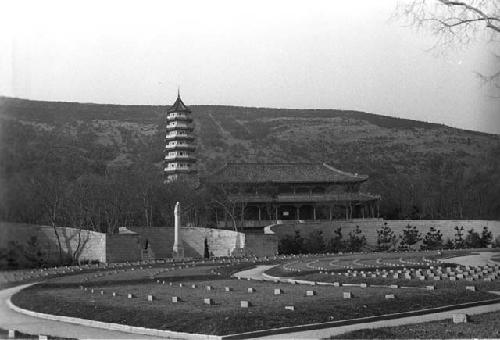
left=306, top=290, right=316, bottom=296
left=466, top=286, right=476, bottom=292
left=248, top=288, right=255, bottom=293
left=385, top=294, right=396, bottom=299
left=172, top=296, right=180, bottom=303
left=343, top=292, right=352, bottom=299
left=285, top=305, right=295, bottom=311
left=274, top=288, right=283, bottom=295
left=147, top=295, right=154, bottom=302
left=241, top=300, right=250, bottom=308
left=204, top=298, right=214, bottom=305
left=452, top=313, right=468, bottom=323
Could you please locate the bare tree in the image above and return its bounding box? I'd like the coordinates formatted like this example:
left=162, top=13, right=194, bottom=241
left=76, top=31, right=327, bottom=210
left=395, top=0, right=500, bottom=89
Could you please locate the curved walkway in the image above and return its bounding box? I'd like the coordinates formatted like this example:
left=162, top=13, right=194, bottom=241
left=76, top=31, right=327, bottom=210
left=0, top=284, right=163, bottom=339
left=440, top=251, right=500, bottom=267
left=232, top=265, right=277, bottom=281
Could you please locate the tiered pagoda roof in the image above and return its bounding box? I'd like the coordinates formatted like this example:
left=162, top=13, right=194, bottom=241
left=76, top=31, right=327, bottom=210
left=167, top=92, right=192, bottom=113
left=207, top=163, right=368, bottom=184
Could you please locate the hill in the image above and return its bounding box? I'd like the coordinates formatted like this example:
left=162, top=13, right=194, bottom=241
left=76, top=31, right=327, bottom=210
left=1, top=95, right=499, bottom=221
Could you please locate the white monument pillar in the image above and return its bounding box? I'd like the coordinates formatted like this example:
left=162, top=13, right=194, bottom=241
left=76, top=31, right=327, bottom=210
left=172, top=201, right=184, bottom=259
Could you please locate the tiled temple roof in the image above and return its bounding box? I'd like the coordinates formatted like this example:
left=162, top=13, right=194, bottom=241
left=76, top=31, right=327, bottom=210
left=207, top=163, right=367, bottom=184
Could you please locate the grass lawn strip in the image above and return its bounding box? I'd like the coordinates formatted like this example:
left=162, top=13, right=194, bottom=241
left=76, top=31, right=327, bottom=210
left=330, top=309, right=500, bottom=339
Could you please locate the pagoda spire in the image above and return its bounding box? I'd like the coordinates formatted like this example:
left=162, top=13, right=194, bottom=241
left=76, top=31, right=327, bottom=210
left=164, top=92, right=198, bottom=184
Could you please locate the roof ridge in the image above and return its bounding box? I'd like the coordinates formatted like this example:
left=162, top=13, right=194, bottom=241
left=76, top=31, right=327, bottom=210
left=225, top=162, right=325, bottom=165
left=322, top=162, right=365, bottom=178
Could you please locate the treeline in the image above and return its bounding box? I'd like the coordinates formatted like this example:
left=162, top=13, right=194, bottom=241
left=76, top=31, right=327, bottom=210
left=278, top=224, right=500, bottom=255
left=363, top=147, right=500, bottom=220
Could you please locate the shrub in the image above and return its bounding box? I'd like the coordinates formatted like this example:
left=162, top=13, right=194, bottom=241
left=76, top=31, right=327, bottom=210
left=494, top=235, right=500, bottom=248
left=376, top=223, right=396, bottom=251
left=422, top=226, right=443, bottom=250
left=278, top=231, right=304, bottom=255
left=326, top=227, right=344, bottom=253
left=303, top=230, right=325, bottom=254
left=346, top=226, right=366, bottom=252
left=465, top=229, right=482, bottom=248
left=480, top=227, right=492, bottom=248
left=444, top=238, right=454, bottom=249
left=454, top=226, right=465, bottom=249
left=399, top=224, right=422, bottom=249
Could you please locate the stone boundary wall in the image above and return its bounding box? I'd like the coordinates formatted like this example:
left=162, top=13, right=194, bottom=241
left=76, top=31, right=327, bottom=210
left=182, top=227, right=246, bottom=257
left=267, top=219, right=500, bottom=246
left=0, top=222, right=278, bottom=266
left=244, top=233, right=279, bottom=257
left=106, top=234, right=142, bottom=263
left=128, top=227, right=174, bottom=259
left=0, top=222, right=106, bottom=266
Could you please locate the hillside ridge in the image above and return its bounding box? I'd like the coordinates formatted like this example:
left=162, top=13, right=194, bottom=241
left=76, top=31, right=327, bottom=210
left=1, top=95, right=493, bottom=136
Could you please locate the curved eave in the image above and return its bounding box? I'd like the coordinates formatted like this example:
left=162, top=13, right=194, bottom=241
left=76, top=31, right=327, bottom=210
left=167, top=116, right=193, bottom=122
left=164, top=169, right=198, bottom=174
left=166, top=126, right=195, bottom=131
left=167, top=107, right=192, bottom=114
left=206, top=177, right=367, bottom=185
left=165, top=135, right=195, bottom=141
left=164, top=157, right=197, bottom=163
left=165, top=145, right=196, bottom=151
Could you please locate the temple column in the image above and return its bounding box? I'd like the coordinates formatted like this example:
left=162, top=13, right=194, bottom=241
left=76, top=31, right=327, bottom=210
left=329, top=205, right=332, bottom=221
left=296, top=205, right=300, bottom=220
left=258, top=206, right=261, bottom=221
left=313, top=205, right=317, bottom=220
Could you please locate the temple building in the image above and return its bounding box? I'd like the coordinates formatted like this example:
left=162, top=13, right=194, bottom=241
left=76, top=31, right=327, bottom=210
left=206, top=162, right=381, bottom=229
left=164, top=92, right=198, bottom=183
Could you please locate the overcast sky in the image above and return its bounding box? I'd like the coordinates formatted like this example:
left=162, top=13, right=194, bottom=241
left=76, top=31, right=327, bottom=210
left=1, top=0, right=499, bottom=133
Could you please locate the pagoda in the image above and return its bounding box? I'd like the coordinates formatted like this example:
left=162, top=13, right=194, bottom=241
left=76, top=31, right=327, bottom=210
left=164, top=92, right=198, bottom=183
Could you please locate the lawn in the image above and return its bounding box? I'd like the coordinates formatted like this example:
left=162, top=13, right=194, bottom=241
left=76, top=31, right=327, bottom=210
left=11, top=258, right=500, bottom=336
left=331, top=310, right=500, bottom=339
left=0, top=327, right=75, bottom=340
